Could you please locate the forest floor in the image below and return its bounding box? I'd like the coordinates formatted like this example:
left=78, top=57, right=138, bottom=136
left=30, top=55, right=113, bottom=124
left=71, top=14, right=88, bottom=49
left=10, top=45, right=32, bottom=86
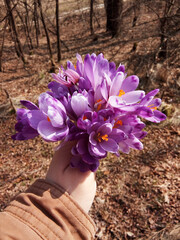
left=0, top=2, right=180, bottom=239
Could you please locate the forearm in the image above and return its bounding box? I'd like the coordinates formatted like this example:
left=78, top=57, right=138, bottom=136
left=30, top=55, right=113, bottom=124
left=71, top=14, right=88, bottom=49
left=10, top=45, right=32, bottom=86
left=0, top=179, right=96, bottom=240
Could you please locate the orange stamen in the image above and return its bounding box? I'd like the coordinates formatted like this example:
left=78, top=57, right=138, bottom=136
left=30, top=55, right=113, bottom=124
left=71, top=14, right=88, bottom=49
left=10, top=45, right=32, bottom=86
left=47, top=116, right=51, bottom=122
left=113, top=120, right=123, bottom=128
left=148, top=104, right=157, bottom=111
left=83, top=115, right=87, bottom=120
left=97, top=104, right=102, bottom=111
left=101, top=134, right=108, bottom=141
left=118, top=89, right=125, bottom=97
left=97, top=133, right=109, bottom=142
left=96, top=99, right=102, bottom=111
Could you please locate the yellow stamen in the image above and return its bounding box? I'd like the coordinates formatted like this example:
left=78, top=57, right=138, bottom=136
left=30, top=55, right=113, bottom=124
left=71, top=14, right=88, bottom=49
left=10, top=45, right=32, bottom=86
left=47, top=116, right=51, bottom=122
left=97, top=133, right=108, bottom=142
left=101, top=134, right=108, bottom=141
left=118, top=89, right=125, bottom=97
left=148, top=104, right=157, bottom=111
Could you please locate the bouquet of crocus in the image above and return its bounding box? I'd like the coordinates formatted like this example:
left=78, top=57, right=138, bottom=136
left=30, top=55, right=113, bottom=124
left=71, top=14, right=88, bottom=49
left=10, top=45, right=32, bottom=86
left=12, top=53, right=166, bottom=172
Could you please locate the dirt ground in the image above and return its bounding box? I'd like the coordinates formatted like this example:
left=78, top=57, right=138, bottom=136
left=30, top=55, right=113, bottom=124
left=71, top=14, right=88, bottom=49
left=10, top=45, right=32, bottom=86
left=0, top=1, right=180, bottom=239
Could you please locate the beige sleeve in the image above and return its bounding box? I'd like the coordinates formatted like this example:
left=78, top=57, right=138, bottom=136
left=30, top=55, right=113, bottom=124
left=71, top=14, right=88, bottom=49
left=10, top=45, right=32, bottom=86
left=0, top=179, right=96, bottom=240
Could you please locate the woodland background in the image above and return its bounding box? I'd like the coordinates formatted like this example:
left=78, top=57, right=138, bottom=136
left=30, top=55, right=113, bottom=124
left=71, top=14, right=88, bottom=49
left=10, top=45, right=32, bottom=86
left=0, top=0, right=180, bottom=239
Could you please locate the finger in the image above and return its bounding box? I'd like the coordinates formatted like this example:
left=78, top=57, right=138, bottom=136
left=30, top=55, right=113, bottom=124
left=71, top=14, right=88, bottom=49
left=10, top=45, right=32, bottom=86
left=53, top=141, right=77, bottom=172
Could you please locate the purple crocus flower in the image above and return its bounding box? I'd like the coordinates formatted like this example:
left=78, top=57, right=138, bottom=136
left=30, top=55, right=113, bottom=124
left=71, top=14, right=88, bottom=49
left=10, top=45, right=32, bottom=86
left=47, top=81, right=69, bottom=100
left=12, top=52, right=167, bottom=172
left=71, top=92, right=89, bottom=117
left=27, top=93, right=69, bottom=142
left=88, top=122, right=125, bottom=158
left=107, top=73, right=145, bottom=110
left=138, top=89, right=166, bottom=122
left=52, top=68, right=80, bottom=87
left=12, top=100, right=39, bottom=140
left=70, top=136, right=100, bottom=172
left=12, top=108, right=39, bottom=140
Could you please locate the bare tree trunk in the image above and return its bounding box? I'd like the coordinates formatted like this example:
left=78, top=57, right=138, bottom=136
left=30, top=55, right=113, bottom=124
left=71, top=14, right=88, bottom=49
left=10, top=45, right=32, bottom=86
left=23, top=0, right=33, bottom=49
left=15, top=8, right=31, bottom=50
left=38, top=0, right=55, bottom=70
left=0, top=19, right=7, bottom=72
left=56, top=0, right=61, bottom=62
left=158, top=0, right=174, bottom=59
left=90, top=0, right=94, bottom=35
left=104, top=0, right=123, bottom=37
left=4, top=0, right=25, bottom=63
left=33, top=0, right=39, bottom=47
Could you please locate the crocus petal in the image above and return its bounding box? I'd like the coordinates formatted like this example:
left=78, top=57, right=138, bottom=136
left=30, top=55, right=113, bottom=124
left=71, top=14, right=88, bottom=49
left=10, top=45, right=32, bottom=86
left=109, top=72, right=124, bottom=96
left=84, top=54, right=94, bottom=87
left=118, top=105, right=139, bottom=112
left=145, top=110, right=166, bottom=123
left=71, top=94, right=88, bottom=117
left=94, top=84, right=103, bottom=102
left=76, top=139, right=88, bottom=155
left=96, top=53, right=104, bottom=62
left=125, top=134, right=143, bottom=150
left=89, top=160, right=100, bottom=172
left=90, top=143, right=106, bottom=157
left=16, top=108, right=29, bottom=120
left=118, top=125, right=132, bottom=134
left=140, top=89, right=159, bottom=105
left=133, top=122, right=146, bottom=132
left=78, top=77, right=92, bottom=90
left=82, top=153, right=98, bottom=164
left=118, top=141, right=130, bottom=154
left=47, top=106, right=65, bottom=127
left=51, top=73, right=72, bottom=87
left=154, top=110, right=166, bottom=121
left=98, top=123, right=112, bottom=135
left=110, top=128, right=126, bottom=142
left=12, top=130, right=38, bottom=140
left=100, top=138, right=119, bottom=153
left=65, top=69, right=80, bottom=84
left=37, top=120, right=68, bottom=141
left=95, top=59, right=109, bottom=88
left=20, top=100, right=38, bottom=110
left=108, top=96, right=125, bottom=108
left=76, top=53, right=84, bottom=76
left=137, top=106, right=153, bottom=118
left=117, top=64, right=125, bottom=73
left=148, top=98, right=162, bottom=107
left=67, top=60, right=76, bottom=70
left=121, top=75, right=139, bottom=92
left=71, top=156, right=92, bottom=172
left=101, top=78, right=109, bottom=101
left=27, top=110, right=46, bottom=129
left=122, top=91, right=145, bottom=104
left=89, top=131, right=97, bottom=146
left=134, top=131, right=147, bottom=139
left=109, top=62, right=116, bottom=77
